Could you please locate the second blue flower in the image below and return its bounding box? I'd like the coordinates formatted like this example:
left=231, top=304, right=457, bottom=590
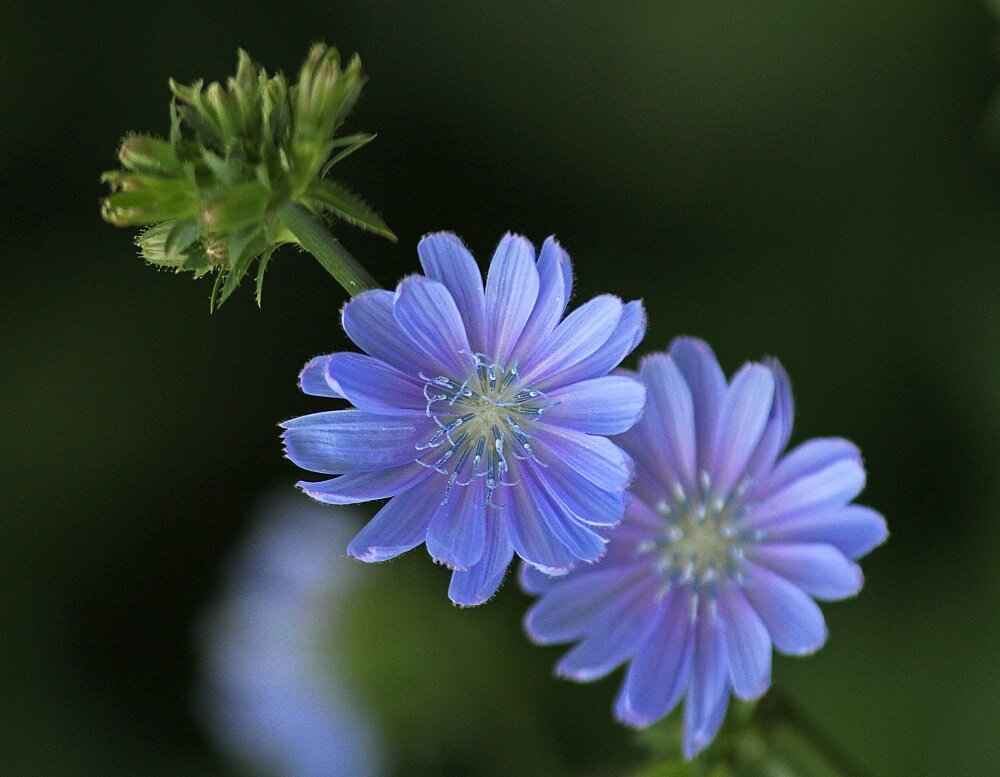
left=283, top=233, right=647, bottom=605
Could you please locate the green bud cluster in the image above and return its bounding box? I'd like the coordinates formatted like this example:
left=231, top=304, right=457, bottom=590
left=101, top=45, right=394, bottom=308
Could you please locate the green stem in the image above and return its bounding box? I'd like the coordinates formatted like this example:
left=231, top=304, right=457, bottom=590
left=755, top=688, right=872, bottom=777
left=278, top=202, right=380, bottom=296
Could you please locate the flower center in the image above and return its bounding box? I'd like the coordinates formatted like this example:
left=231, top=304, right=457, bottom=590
left=646, top=475, right=756, bottom=588
left=417, top=352, right=552, bottom=507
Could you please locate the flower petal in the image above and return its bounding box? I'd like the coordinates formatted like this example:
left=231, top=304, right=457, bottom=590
left=426, top=479, right=487, bottom=570
left=519, top=295, right=623, bottom=386
left=297, top=460, right=432, bottom=504
left=448, top=517, right=515, bottom=606
left=298, top=355, right=344, bottom=398
left=760, top=505, right=887, bottom=560
left=484, top=234, right=539, bottom=366
left=518, top=561, right=558, bottom=595
left=746, top=358, right=794, bottom=478
left=346, top=475, right=447, bottom=561
left=750, top=542, right=863, bottom=601
left=718, top=586, right=771, bottom=701
left=635, top=353, right=698, bottom=491
left=512, top=236, right=572, bottom=359
left=669, top=337, right=727, bottom=475
left=392, top=276, right=471, bottom=376
left=614, top=587, right=695, bottom=727
left=505, top=462, right=578, bottom=573
left=544, top=375, right=646, bottom=435
left=683, top=598, right=730, bottom=759
left=281, top=410, right=426, bottom=474
left=754, top=437, right=861, bottom=501
left=555, top=574, right=661, bottom=681
left=327, top=353, right=426, bottom=413
left=711, top=363, right=775, bottom=497
left=533, top=425, right=634, bottom=493
left=524, top=561, right=650, bottom=644
left=742, top=563, right=828, bottom=655
left=750, top=440, right=866, bottom=528
left=536, top=461, right=626, bottom=527
left=417, top=232, right=487, bottom=352
left=341, top=290, right=421, bottom=373
left=540, top=300, right=646, bottom=389
left=526, top=469, right=608, bottom=563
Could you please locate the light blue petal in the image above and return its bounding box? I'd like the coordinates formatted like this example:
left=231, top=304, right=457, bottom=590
left=533, top=425, right=634, bottom=493
left=346, top=475, right=447, bottom=561
left=392, top=276, right=471, bottom=376
left=538, top=300, right=646, bottom=389
left=669, top=337, right=727, bottom=476
left=718, top=586, right=771, bottom=701
left=743, top=563, right=828, bottom=655
left=614, top=587, right=695, bottom=727
left=341, top=290, right=421, bottom=373
left=505, top=462, right=578, bottom=573
left=754, top=437, right=861, bottom=501
left=512, top=236, right=569, bottom=361
left=426, top=479, right=487, bottom=570
left=711, top=363, right=775, bottom=498
left=518, top=561, right=558, bottom=595
left=417, top=232, right=487, bottom=352
left=536, top=461, right=626, bottom=527
left=746, top=358, right=794, bottom=478
left=686, top=685, right=730, bottom=761
left=281, top=410, right=426, bottom=474
left=522, top=462, right=609, bottom=561
left=761, top=505, right=887, bottom=560
left=484, top=234, right=539, bottom=366
left=297, top=461, right=432, bottom=504
left=328, top=353, right=427, bottom=413
left=448, top=517, right=515, bottom=606
left=554, top=574, right=661, bottom=681
left=683, top=597, right=730, bottom=759
left=519, top=295, right=623, bottom=386
left=636, top=354, right=698, bottom=492
left=749, top=542, right=863, bottom=601
left=524, top=561, right=650, bottom=644
left=545, top=375, right=646, bottom=435
left=298, top=355, right=344, bottom=398
left=749, top=441, right=866, bottom=528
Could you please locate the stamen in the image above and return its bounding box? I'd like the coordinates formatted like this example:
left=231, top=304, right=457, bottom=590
left=415, top=352, right=553, bottom=507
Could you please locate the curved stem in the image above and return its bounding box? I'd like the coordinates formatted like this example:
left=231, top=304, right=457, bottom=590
left=755, top=688, right=873, bottom=777
left=278, top=202, right=380, bottom=296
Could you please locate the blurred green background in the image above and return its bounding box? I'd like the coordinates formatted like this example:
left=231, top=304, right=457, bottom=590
left=4, top=1, right=1000, bottom=775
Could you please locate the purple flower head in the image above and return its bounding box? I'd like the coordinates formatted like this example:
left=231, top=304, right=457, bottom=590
left=282, top=233, right=647, bottom=606
left=197, top=493, right=383, bottom=777
left=522, top=337, right=887, bottom=759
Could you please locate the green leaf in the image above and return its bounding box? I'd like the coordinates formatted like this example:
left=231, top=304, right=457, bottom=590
left=208, top=267, right=225, bottom=312
left=320, top=132, right=376, bottom=177
left=216, top=230, right=258, bottom=306
left=254, top=246, right=275, bottom=306
left=306, top=180, right=396, bottom=241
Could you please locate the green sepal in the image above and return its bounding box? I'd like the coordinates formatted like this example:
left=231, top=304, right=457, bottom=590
left=254, top=246, right=275, bottom=306
left=321, top=133, right=376, bottom=177
left=306, top=179, right=396, bottom=241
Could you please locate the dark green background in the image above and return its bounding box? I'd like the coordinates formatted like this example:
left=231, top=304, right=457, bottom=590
left=4, top=1, right=999, bottom=775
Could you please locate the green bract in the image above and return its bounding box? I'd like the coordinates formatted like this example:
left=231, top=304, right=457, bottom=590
left=101, top=45, right=392, bottom=308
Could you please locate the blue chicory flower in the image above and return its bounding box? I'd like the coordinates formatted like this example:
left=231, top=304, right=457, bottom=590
left=521, top=337, right=887, bottom=759
left=282, top=233, right=647, bottom=606
left=197, top=493, right=383, bottom=777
